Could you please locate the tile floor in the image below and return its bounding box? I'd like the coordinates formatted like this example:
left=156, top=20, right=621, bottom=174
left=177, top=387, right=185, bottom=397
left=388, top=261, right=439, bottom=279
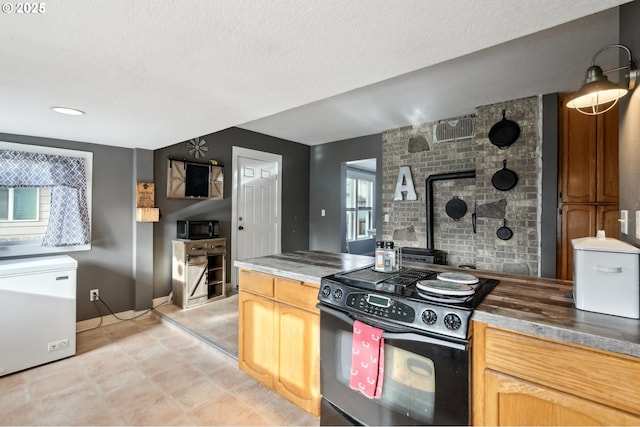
left=0, top=310, right=320, bottom=426
left=154, top=292, right=239, bottom=358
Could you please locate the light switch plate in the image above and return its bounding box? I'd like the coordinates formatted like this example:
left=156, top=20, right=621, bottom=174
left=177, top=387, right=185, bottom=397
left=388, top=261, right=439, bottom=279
left=621, top=210, right=628, bottom=235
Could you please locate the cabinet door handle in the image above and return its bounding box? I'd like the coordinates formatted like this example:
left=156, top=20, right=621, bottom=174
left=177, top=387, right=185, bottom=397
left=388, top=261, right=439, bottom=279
left=594, top=265, right=623, bottom=273
left=238, top=226, right=244, bottom=230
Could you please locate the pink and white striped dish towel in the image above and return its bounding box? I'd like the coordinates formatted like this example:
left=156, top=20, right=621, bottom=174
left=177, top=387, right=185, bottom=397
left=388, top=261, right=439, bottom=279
left=349, top=319, right=384, bottom=399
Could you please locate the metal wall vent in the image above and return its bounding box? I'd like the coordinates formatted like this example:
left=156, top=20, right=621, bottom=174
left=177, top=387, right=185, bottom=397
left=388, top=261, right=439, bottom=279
left=433, top=116, right=475, bottom=143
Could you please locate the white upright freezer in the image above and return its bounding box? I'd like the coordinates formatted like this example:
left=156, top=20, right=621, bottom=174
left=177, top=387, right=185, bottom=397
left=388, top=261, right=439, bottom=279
left=0, top=255, right=77, bottom=376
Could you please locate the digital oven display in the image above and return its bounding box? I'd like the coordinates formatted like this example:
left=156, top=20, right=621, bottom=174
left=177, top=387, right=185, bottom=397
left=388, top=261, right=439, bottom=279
left=366, top=294, right=392, bottom=308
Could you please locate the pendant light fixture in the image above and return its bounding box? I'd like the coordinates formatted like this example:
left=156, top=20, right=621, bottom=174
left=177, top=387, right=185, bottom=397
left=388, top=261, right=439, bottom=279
left=566, top=44, right=637, bottom=115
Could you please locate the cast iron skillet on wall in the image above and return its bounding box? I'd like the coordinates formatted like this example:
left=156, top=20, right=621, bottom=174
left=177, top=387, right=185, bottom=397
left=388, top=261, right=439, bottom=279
left=445, top=196, right=467, bottom=221
left=497, top=219, right=513, bottom=240
left=491, top=160, right=518, bottom=191
left=489, top=110, right=520, bottom=149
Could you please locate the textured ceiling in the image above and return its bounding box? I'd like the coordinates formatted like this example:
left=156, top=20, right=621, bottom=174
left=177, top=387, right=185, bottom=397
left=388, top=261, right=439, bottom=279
left=0, top=0, right=631, bottom=149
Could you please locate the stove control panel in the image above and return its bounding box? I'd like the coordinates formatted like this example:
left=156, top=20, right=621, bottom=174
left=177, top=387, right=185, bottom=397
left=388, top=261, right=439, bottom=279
left=319, top=277, right=473, bottom=340
left=346, top=293, right=415, bottom=322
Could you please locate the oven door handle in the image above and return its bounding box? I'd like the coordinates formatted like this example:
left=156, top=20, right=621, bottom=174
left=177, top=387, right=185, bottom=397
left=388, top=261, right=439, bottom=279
left=382, top=332, right=467, bottom=351
left=318, top=304, right=468, bottom=351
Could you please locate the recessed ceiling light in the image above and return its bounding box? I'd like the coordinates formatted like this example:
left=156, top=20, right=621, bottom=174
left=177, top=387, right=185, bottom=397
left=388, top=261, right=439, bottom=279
left=51, top=106, right=85, bottom=116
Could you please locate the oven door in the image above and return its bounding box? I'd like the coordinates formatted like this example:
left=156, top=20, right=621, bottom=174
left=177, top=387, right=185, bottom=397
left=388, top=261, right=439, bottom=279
left=319, top=305, right=469, bottom=426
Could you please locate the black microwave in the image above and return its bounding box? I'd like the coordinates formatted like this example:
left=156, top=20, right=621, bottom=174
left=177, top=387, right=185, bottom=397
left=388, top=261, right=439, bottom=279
left=177, top=220, right=219, bottom=240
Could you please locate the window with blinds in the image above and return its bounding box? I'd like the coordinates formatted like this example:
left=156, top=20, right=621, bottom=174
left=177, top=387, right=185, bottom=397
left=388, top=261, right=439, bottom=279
left=0, top=187, right=40, bottom=221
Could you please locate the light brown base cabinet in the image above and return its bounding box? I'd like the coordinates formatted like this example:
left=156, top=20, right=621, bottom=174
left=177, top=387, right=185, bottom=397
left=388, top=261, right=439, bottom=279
left=238, top=269, right=320, bottom=416
left=472, top=322, right=640, bottom=426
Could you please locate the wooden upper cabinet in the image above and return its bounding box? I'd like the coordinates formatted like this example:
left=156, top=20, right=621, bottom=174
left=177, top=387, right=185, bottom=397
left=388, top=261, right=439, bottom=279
left=166, top=158, right=224, bottom=200
left=559, top=96, right=597, bottom=202
left=596, top=106, right=619, bottom=202
left=557, top=94, right=620, bottom=279
left=557, top=204, right=594, bottom=280
left=559, top=93, right=619, bottom=204
left=598, top=204, right=621, bottom=239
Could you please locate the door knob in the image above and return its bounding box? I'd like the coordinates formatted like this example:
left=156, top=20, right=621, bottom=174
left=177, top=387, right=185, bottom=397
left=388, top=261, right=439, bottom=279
left=238, top=226, right=244, bottom=230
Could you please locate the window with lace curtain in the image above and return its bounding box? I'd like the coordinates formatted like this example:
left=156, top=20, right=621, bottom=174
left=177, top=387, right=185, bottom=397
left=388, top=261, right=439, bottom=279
left=0, top=141, right=92, bottom=257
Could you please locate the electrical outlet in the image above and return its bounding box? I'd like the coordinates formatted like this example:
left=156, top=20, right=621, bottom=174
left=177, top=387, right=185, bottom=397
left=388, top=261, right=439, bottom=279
left=48, top=338, right=69, bottom=352
left=90, top=289, right=99, bottom=301
left=621, top=210, right=629, bottom=235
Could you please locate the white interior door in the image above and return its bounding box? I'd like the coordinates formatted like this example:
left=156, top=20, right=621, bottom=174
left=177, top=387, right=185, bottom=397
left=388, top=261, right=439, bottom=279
left=231, top=147, right=282, bottom=286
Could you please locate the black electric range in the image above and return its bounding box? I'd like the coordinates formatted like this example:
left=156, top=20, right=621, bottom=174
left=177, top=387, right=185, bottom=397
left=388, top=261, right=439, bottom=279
left=319, top=265, right=499, bottom=341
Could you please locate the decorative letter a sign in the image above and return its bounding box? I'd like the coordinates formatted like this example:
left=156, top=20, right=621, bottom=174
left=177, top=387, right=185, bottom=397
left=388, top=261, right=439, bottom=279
left=394, top=166, right=417, bottom=201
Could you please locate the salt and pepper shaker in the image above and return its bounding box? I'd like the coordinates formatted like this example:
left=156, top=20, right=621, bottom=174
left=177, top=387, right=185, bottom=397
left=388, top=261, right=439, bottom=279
left=375, top=241, right=385, bottom=270
left=374, top=241, right=401, bottom=272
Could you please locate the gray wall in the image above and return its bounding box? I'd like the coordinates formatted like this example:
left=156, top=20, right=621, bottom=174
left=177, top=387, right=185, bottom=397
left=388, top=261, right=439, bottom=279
left=133, top=148, right=155, bottom=310
left=309, top=134, right=382, bottom=253
left=540, top=93, right=559, bottom=277
left=153, top=127, right=310, bottom=297
left=619, top=1, right=640, bottom=246
left=0, top=127, right=310, bottom=320
left=0, top=132, right=141, bottom=322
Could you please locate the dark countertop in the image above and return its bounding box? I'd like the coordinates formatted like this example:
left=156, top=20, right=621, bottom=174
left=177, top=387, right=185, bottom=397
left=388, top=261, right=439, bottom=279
left=235, top=252, right=640, bottom=359
left=234, top=250, right=373, bottom=285
left=468, top=269, right=640, bottom=359
left=408, top=262, right=640, bottom=359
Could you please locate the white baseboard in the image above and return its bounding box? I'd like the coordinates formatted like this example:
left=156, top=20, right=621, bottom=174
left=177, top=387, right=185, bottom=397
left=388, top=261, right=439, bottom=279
left=76, top=295, right=172, bottom=333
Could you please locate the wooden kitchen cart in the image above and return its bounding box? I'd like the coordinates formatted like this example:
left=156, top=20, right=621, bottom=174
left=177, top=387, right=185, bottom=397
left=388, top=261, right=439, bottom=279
left=171, top=238, right=226, bottom=309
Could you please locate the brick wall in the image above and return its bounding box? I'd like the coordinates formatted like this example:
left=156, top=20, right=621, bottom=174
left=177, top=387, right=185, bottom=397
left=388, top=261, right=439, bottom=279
left=381, top=96, right=542, bottom=275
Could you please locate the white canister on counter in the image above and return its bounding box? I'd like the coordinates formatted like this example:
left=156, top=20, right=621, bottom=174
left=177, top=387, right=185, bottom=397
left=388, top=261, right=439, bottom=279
left=572, top=231, right=640, bottom=319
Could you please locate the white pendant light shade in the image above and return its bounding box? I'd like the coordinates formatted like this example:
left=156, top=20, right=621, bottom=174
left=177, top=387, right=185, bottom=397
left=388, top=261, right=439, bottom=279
left=566, top=44, right=637, bottom=116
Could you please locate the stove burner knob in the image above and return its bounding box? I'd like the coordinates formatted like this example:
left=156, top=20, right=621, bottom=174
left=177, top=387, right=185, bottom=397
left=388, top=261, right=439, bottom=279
left=421, top=309, right=437, bottom=325
left=332, top=289, right=343, bottom=300
left=444, top=313, right=462, bottom=330
left=321, top=285, right=331, bottom=298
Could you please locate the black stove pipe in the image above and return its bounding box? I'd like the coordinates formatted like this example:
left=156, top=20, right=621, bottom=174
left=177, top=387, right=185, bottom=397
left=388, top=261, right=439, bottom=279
left=425, top=170, right=476, bottom=249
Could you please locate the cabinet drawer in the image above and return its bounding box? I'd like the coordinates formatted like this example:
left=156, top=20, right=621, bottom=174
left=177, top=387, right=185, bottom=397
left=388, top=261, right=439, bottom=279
left=483, top=326, right=640, bottom=415
left=275, top=277, right=319, bottom=312
left=239, top=269, right=274, bottom=297
left=184, top=240, right=225, bottom=256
